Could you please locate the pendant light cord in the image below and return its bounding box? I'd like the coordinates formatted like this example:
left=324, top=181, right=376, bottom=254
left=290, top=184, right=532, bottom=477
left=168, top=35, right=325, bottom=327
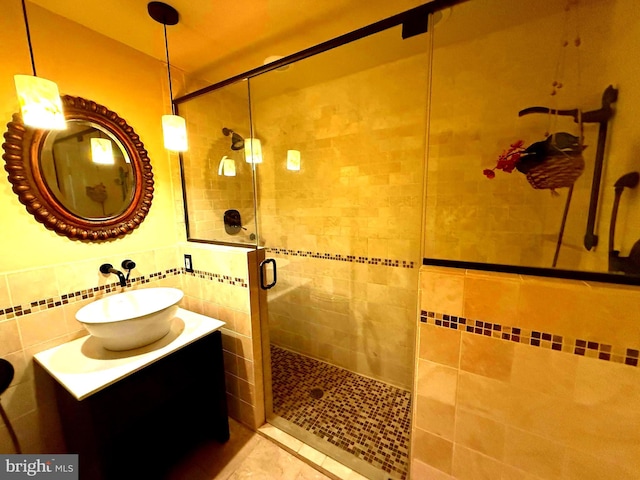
left=20, top=0, right=37, bottom=76
left=163, top=22, right=176, bottom=115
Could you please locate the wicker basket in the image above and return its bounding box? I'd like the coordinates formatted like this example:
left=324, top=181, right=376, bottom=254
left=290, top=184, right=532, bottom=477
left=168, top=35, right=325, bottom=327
left=525, top=152, right=585, bottom=190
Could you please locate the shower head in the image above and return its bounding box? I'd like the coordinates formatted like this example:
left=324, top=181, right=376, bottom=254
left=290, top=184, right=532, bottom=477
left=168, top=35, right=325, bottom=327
left=222, top=127, right=245, bottom=150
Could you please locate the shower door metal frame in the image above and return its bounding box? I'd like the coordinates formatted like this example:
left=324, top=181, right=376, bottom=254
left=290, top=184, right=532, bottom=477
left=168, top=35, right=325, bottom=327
left=171, top=2, right=463, bottom=478
left=174, top=0, right=468, bottom=248
left=176, top=0, right=640, bottom=287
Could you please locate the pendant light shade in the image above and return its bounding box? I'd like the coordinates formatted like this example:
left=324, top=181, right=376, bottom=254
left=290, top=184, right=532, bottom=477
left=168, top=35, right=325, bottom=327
left=217, top=155, right=236, bottom=177
left=91, top=137, right=114, bottom=165
left=245, top=138, right=263, bottom=164
left=162, top=114, right=188, bottom=151
left=287, top=150, right=301, bottom=171
left=148, top=2, right=188, bottom=152
left=14, top=75, right=66, bottom=130
left=15, top=0, right=65, bottom=130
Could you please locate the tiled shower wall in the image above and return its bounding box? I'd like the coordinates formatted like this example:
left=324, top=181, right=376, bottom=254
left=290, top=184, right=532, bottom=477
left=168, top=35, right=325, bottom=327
left=411, top=266, right=640, bottom=479
left=252, top=52, right=429, bottom=390
left=0, top=243, right=265, bottom=453
left=267, top=251, right=418, bottom=389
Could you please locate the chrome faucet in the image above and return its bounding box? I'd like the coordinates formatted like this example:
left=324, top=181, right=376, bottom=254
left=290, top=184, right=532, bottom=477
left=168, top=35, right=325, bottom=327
left=100, top=264, right=127, bottom=287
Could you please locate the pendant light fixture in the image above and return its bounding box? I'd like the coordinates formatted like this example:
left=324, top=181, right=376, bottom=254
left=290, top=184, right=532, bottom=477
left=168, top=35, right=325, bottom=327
left=245, top=138, right=263, bottom=164
left=217, top=155, right=236, bottom=177
left=148, top=1, right=188, bottom=152
left=14, top=0, right=65, bottom=130
left=286, top=150, right=301, bottom=171
left=91, top=136, right=114, bottom=165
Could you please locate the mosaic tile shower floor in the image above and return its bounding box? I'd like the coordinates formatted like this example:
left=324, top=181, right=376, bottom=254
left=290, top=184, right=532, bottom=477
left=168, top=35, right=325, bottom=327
left=270, top=345, right=411, bottom=480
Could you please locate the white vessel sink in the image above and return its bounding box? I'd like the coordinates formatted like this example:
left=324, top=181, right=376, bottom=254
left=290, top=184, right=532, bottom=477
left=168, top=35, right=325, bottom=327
left=76, top=287, right=184, bottom=351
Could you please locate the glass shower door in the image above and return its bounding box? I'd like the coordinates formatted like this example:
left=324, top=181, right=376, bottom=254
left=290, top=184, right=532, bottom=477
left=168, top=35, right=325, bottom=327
left=249, top=21, right=431, bottom=480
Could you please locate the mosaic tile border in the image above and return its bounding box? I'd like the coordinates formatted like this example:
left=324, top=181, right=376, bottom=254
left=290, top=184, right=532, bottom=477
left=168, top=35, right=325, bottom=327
left=0, top=267, right=248, bottom=322
left=267, top=248, right=415, bottom=268
left=421, top=310, right=640, bottom=367
left=183, top=269, right=248, bottom=287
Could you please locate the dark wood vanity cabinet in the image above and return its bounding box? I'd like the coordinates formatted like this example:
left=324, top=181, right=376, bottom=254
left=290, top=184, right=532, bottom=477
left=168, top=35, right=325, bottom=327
left=52, top=330, right=229, bottom=480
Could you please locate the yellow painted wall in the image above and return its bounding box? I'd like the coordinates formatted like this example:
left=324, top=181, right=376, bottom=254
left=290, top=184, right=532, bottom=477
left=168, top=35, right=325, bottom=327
left=0, top=2, right=192, bottom=454
left=0, top=2, right=179, bottom=273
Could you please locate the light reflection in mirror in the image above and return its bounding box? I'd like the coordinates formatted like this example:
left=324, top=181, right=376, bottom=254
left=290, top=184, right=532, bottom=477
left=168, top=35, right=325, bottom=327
left=40, top=120, right=134, bottom=219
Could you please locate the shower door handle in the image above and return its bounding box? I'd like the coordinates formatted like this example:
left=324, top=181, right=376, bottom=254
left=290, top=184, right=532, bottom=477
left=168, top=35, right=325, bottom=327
left=259, top=258, right=277, bottom=290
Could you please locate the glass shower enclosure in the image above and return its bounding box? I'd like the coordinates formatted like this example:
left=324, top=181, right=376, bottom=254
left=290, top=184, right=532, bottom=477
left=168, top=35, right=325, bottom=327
left=176, top=6, right=433, bottom=479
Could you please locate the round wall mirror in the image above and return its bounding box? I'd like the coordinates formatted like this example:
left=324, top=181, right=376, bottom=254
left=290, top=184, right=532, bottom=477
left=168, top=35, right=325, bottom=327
left=2, top=95, right=154, bottom=240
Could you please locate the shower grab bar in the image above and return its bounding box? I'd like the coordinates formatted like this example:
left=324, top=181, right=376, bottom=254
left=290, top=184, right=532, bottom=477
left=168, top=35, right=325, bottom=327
left=260, top=258, right=277, bottom=290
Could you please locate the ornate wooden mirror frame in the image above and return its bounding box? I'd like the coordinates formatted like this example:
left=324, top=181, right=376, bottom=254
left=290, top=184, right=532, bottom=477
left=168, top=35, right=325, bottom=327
left=2, top=95, right=154, bottom=241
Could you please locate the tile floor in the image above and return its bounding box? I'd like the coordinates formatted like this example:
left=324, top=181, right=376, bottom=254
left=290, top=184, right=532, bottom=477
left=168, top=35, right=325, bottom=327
left=163, top=345, right=412, bottom=480
left=270, top=345, right=412, bottom=480
left=164, top=418, right=332, bottom=480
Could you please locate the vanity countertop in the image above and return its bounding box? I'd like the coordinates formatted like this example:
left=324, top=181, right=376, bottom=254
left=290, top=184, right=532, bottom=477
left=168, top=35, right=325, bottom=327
left=34, top=308, right=225, bottom=401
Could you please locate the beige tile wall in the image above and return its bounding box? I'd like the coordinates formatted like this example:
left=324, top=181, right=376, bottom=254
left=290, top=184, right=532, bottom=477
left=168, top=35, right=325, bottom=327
left=412, top=265, right=640, bottom=479
left=177, top=242, right=266, bottom=430
left=0, top=243, right=266, bottom=454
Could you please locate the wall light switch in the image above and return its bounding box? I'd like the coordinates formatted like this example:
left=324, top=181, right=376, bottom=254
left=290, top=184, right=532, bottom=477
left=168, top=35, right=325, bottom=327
left=184, top=254, right=194, bottom=273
